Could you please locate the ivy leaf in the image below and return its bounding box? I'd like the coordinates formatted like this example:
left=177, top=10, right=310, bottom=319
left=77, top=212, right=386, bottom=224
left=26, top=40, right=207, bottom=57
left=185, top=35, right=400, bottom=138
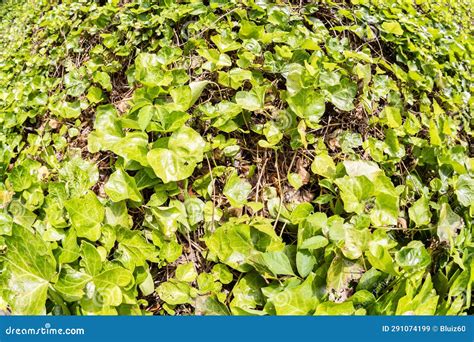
left=455, top=175, right=474, bottom=208
left=335, top=175, right=374, bottom=214
left=408, top=196, right=431, bottom=227
left=235, top=86, right=266, bottom=111
left=381, top=21, right=404, bottom=35
left=327, top=256, right=364, bottom=296
left=80, top=241, right=103, bottom=277
left=206, top=223, right=254, bottom=271
left=49, top=100, right=82, bottom=119
left=315, top=301, right=355, bottom=315
left=8, top=165, right=33, bottom=192
left=395, top=241, right=431, bottom=271
left=88, top=105, right=123, bottom=153
left=168, top=126, right=206, bottom=164
left=250, top=250, right=295, bottom=276
left=93, top=267, right=134, bottom=306
left=296, top=250, right=316, bottom=278
left=105, top=169, right=143, bottom=202
left=223, top=173, right=252, bottom=208
left=0, top=212, right=13, bottom=236
left=230, top=272, right=266, bottom=314
left=383, top=106, right=402, bottom=128
left=267, top=274, right=318, bottom=315
left=134, top=53, right=171, bottom=87
left=311, top=154, right=336, bottom=179
left=111, top=132, right=149, bottom=167
left=147, top=148, right=195, bottom=183
left=147, top=126, right=205, bottom=183
left=156, top=280, right=195, bottom=305
left=115, top=226, right=159, bottom=270
left=54, top=266, right=92, bottom=302
left=300, top=235, right=328, bottom=250
left=343, top=160, right=381, bottom=180
left=175, top=262, right=198, bottom=282
left=3, top=225, right=57, bottom=314
left=287, top=88, right=325, bottom=124
left=211, top=264, right=233, bottom=285
left=326, top=78, right=357, bottom=111
left=65, top=191, right=105, bottom=241
left=437, top=203, right=463, bottom=244
left=93, top=71, right=112, bottom=91
left=171, top=81, right=209, bottom=111
left=64, top=68, right=90, bottom=97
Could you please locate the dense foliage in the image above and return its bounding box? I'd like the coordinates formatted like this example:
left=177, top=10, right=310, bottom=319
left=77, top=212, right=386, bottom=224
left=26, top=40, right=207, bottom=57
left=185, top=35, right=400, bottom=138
left=0, top=0, right=472, bottom=316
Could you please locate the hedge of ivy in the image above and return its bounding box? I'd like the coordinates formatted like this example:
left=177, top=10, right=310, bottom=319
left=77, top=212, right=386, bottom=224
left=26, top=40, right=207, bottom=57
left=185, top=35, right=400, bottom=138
left=0, top=0, right=472, bottom=315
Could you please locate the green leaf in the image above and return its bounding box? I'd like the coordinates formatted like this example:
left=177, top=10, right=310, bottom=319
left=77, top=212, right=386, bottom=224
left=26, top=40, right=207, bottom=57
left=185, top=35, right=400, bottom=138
left=267, top=274, right=318, bottom=315
left=381, top=21, right=404, bottom=35
left=64, top=68, right=90, bottom=97
left=65, top=191, right=105, bottom=241
left=311, top=154, right=336, bottom=179
left=287, top=88, right=325, bottom=124
left=315, top=301, right=355, bottom=315
left=171, top=81, right=209, bottom=111
left=175, top=262, right=198, bottom=282
left=147, top=148, right=195, bottom=183
left=54, top=266, right=91, bottom=302
left=105, top=169, right=142, bottom=202
left=156, top=280, right=194, bottom=305
left=206, top=223, right=254, bottom=271
left=80, top=241, right=102, bottom=277
left=343, top=160, right=381, bottom=180
left=211, top=264, right=233, bottom=285
left=383, top=106, right=402, bottom=128
left=366, top=245, right=398, bottom=276
left=296, top=250, right=316, bottom=278
left=115, top=226, right=159, bottom=270
left=335, top=175, right=374, bottom=214
left=147, top=126, right=205, bottom=183
left=370, top=192, right=399, bottom=227
left=0, top=212, right=13, bottom=236
left=168, top=126, right=206, bottom=164
left=59, top=230, right=80, bottom=264
left=3, top=225, right=57, bottom=314
left=326, top=78, right=357, bottom=111
left=230, top=272, right=266, bottom=314
left=455, top=175, right=474, bottom=208
left=223, top=173, right=252, bottom=208
left=396, top=274, right=438, bottom=315
left=327, top=256, right=364, bottom=297
left=395, top=241, right=431, bottom=271
left=88, top=105, right=123, bottom=153
left=205, top=220, right=283, bottom=272
left=147, top=106, right=191, bottom=133
left=437, top=203, right=463, bottom=244
left=134, top=53, right=171, bottom=87
left=8, top=165, right=33, bottom=191
left=300, top=235, right=328, bottom=250
left=250, top=250, right=295, bottom=276
left=93, top=71, right=112, bottom=91
left=288, top=172, right=304, bottom=190
left=111, top=132, right=149, bottom=167
left=196, top=295, right=231, bottom=315
left=235, top=86, right=266, bottom=111
left=9, top=200, right=37, bottom=228
left=50, top=100, right=82, bottom=119
left=408, top=196, right=431, bottom=227
left=93, top=267, right=134, bottom=306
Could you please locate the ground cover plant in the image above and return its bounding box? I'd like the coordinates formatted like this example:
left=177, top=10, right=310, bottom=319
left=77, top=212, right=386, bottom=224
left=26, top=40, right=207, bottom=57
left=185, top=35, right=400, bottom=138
left=0, top=0, right=472, bottom=316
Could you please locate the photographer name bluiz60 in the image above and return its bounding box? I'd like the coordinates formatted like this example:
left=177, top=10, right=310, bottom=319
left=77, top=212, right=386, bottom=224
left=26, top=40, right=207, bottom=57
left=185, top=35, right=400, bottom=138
left=439, top=325, right=466, bottom=333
